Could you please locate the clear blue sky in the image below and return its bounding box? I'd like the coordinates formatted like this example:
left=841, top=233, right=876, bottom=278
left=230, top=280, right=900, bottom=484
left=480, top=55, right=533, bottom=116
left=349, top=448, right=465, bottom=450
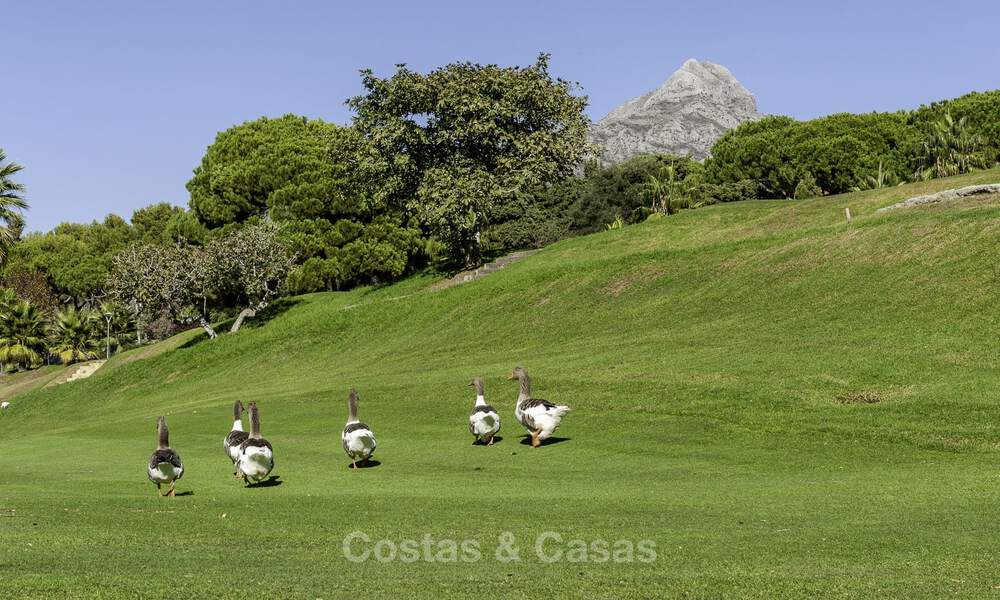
left=5, top=0, right=998, bottom=233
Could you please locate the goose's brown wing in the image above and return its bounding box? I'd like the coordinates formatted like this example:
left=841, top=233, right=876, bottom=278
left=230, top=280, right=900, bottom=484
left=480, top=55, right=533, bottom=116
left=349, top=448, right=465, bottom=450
left=239, top=438, right=272, bottom=452
left=225, top=430, right=249, bottom=448
left=343, top=422, right=371, bottom=435
left=149, top=448, right=183, bottom=473
left=520, top=397, right=557, bottom=410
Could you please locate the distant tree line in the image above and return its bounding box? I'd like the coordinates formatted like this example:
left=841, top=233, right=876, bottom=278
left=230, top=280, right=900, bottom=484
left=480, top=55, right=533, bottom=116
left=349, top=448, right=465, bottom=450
left=706, top=90, right=1000, bottom=199
left=1, top=60, right=998, bottom=373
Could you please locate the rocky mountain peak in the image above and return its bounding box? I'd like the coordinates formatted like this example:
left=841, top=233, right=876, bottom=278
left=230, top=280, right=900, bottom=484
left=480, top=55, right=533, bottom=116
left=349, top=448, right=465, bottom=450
left=589, top=59, right=760, bottom=164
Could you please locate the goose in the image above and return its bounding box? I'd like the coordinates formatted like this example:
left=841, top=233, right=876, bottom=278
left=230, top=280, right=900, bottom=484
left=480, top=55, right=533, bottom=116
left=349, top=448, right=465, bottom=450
left=223, top=400, right=248, bottom=476
left=342, top=389, right=376, bottom=469
left=147, top=416, right=184, bottom=497
left=468, top=376, right=500, bottom=445
left=508, top=367, right=570, bottom=448
left=235, top=402, right=274, bottom=485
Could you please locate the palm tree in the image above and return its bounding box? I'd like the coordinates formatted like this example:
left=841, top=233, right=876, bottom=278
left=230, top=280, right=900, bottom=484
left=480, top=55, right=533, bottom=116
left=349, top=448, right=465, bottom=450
left=0, top=149, right=28, bottom=264
left=855, top=159, right=899, bottom=191
left=643, top=165, right=683, bottom=215
left=920, top=112, right=987, bottom=179
left=0, top=300, right=48, bottom=371
left=0, top=288, right=17, bottom=314
left=50, top=307, right=103, bottom=365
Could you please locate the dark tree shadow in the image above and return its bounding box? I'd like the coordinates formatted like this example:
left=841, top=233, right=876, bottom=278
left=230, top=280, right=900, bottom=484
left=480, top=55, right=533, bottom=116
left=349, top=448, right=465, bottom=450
left=178, top=299, right=306, bottom=349
left=247, top=475, right=282, bottom=488
left=177, top=328, right=213, bottom=349
left=472, top=436, right=504, bottom=446
left=239, top=298, right=304, bottom=331
left=347, top=459, right=381, bottom=469
left=519, top=435, right=571, bottom=447
left=434, top=248, right=511, bottom=276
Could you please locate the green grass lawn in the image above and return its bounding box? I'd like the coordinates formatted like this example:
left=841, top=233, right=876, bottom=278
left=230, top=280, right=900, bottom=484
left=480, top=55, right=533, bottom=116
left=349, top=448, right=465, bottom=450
left=2, top=170, right=1000, bottom=598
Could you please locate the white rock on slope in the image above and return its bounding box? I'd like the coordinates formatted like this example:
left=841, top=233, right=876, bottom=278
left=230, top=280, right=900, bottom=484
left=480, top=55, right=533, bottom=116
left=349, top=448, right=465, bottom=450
left=589, top=59, right=760, bottom=164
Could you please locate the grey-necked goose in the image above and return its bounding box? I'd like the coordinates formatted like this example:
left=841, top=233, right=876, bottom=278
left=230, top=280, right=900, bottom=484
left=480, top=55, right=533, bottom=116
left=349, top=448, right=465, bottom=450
left=236, top=402, right=274, bottom=485
left=468, top=376, right=500, bottom=445
left=147, top=416, right=184, bottom=497
left=508, top=367, right=570, bottom=448
left=223, top=400, right=248, bottom=476
left=342, top=389, right=376, bottom=468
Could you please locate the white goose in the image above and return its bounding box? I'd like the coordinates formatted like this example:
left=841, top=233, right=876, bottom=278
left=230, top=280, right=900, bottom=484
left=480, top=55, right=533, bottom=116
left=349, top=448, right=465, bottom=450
left=468, top=376, right=500, bottom=445
left=342, top=389, right=376, bottom=469
left=236, top=402, right=274, bottom=485
left=147, top=416, right=184, bottom=497
left=508, top=367, right=570, bottom=448
left=222, top=400, right=248, bottom=477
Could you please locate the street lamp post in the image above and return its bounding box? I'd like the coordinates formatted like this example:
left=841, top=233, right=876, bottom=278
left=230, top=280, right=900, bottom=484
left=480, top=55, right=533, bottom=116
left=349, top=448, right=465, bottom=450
left=104, top=312, right=113, bottom=360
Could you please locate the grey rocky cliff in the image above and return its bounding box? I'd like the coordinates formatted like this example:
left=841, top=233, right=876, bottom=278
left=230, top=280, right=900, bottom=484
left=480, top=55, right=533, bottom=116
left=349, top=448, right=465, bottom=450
left=589, top=59, right=760, bottom=164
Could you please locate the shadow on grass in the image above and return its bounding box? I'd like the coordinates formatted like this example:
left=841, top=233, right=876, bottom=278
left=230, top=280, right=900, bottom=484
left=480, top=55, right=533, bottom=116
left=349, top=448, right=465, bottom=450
left=178, top=332, right=211, bottom=350
left=518, top=435, right=571, bottom=447
left=246, top=475, right=282, bottom=488
left=173, top=491, right=195, bottom=497
left=433, top=249, right=511, bottom=277
left=347, top=459, right=381, bottom=470
left=472, top=436, right=504, bottom=446
left=239, top=298, right=304, bottom=331
left=178, top=298, right=305, bottom=349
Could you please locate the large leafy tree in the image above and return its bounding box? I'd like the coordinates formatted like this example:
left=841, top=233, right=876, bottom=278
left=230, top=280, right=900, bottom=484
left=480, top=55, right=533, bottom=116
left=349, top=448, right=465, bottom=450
left=1, top=268, right=59, bottom=314
left=348, top=53, right=591, bottom=266
left=0, top=149, right=28, bottom=265
left=187, top=115, right=347, bottom=227
left=5, top=215, right=135, bottom=308
left=131, top=202, right=186, bottom=244
left=186, top=115, right=422, bottom=291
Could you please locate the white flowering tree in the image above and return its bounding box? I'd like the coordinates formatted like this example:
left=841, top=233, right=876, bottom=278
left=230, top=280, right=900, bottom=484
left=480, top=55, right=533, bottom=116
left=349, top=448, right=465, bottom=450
left=109, top=243, right=219, bottom=339
left=209, top=222, right=295, bottom=333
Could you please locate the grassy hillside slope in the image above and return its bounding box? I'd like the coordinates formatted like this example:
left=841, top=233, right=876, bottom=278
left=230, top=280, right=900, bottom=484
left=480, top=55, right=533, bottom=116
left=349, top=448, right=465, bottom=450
left=2, top=169, right=1000, bottom=599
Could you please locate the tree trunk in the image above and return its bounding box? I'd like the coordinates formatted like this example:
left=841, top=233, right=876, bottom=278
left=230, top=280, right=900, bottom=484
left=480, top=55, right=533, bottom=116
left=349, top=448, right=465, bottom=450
left=230, top=300, right=269, bottom=333
left=230, top=308, right=255, bottom=333
left=463, top=231, right=482, bottom=269
left=199, top=316, right=218, bottom=339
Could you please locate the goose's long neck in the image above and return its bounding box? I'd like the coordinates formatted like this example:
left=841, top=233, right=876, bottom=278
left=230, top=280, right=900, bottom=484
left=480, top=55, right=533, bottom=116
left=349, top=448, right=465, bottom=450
left=232, top=401, right=244, bottom=432
left=158, top=419, right=169, bottom=449
left=249, top=405, right=261, bottom=440
left=348, top=392, right=359, bottom=423
left=474, top=380, right=486, bottom=406
left=517, top=375, right=531, bottom=402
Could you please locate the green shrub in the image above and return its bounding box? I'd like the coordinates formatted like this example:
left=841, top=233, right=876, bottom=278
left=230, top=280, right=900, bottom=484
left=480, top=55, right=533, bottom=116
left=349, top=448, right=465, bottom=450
left=706, top=113, right=919, bottom=198
left=693, top=179, right=760, bottom=204
left=794, top=173, right=823, bottom=199
left=567, top=154, right=703, bottom=231
left=910, top=90, right=1000, bottom=167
